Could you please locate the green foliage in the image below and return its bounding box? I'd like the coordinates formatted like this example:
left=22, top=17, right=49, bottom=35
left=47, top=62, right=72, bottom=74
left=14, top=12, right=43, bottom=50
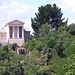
left=36, top=32, right=57, bottom=52
left=54, top=26, right=67, bottom=57
left=38, top=65, right=52, bottom=75
left=52, top=39, right=75, bottom=75
left=0, top=60, right=21, bottom=75
left=22, top=42, right=29, bottom=49
left=41, top=45, right=54, bottom=65
left=9, top=43, right=18, bottom=51
left=67, top=23, right=75, bottom=35
left=63, top=55, right=75, bottom=75
left=73, top=40, right=75, bottom=45
left=0, top=46, right=22, bottom=75
left=23, top=63, right=40, bottom=75
left=0, top=6, right=75, bottom=75
left=63, top=41, right=75, bottom=56
left=27, top=39, right=38, bottom=51
left=0, top=46, right=10, bottom=60
left=31, top=3, right=67, bottom=37
left=39, top=23, right=51, bottom=36
left=31, top=24, right=75, bottom=75
left=52, top=54, right=74, bottom=75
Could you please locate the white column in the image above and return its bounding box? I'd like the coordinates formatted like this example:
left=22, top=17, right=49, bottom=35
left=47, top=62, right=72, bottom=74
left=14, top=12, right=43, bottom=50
left=9, top=27, right=10, bottom=38
left=22, top=26, right=24, bottom=38
left=13, top=26, right=14, bottom=38
left=17, top=26, right=19, bottom=38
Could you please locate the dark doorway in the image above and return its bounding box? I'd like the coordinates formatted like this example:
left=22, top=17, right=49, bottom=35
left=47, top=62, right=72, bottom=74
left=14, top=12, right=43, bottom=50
left=19, top=26, right=22, bottom=38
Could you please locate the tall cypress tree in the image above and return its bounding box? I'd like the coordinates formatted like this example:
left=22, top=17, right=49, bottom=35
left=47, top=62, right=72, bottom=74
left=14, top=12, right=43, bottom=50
left=31, top=4, right=67, bottom=37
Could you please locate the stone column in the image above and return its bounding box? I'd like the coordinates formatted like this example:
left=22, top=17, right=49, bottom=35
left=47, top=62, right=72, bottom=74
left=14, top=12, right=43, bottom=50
left=17, top=26, right=19, bottom=38
left=9, top=27, right=10, bottom=38
left=13, top=26, right=14, bottom=38
left=22, top=26, right=24, bottom=38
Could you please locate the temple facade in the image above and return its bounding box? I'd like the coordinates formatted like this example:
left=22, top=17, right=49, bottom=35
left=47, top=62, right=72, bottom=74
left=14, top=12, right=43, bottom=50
left=0, top=20, right=30, bottom=46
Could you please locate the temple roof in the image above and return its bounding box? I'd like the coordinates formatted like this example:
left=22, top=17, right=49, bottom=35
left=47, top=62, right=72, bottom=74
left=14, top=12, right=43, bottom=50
left=4, top=19, right=25, bottom=27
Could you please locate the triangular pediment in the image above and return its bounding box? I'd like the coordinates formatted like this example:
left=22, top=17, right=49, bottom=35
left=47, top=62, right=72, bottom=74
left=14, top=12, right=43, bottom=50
left=8, top=20, right=25, bottom=25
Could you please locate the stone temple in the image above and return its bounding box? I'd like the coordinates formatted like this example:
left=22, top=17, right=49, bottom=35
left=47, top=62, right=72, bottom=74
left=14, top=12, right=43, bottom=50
left=0, top=20, right=30, bottom=46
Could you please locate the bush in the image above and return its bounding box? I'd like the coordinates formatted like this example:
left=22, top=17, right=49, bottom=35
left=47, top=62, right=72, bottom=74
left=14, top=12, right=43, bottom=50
left=27, top=40, right=38, bottom=51
left=23, top=63, right=40, bottom=75
left=67, top=24, right=75, bottom=35
left=63, top=41, right=75, bottom=56
left=9, top=43, right=17, bottom=51
left=38, top=65, right=52, bottom=75
left=22, top=42, right=29, bottom=50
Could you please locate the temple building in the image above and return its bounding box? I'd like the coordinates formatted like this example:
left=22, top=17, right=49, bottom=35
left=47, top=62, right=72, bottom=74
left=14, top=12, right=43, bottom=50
left=0, top=20, right=30, bottom=46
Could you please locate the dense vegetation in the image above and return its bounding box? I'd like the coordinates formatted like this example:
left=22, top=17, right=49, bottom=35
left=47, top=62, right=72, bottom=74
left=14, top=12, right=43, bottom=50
left=31, top=4, right=67, bottom=37
left=23, top=23, right=75, bottom=75
left=0, top=3, right=75, bottom=75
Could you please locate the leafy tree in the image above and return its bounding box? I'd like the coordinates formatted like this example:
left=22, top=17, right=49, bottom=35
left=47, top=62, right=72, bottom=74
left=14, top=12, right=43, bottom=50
left=67, top=23, right=75, bottom=35
left=41, top=45, right=54, bottom=65
left=36, top=31, right=57, bottom=52
left=0, top=46, right=10, bottom=60
left=54, top=25, right=68, bottom=57
left=63, top=42, right=75, bottom=75
left=0, top=60, right=21, bottom=75
left=27, top=39, right=38, bottom=51
left=31, top=3, right=67, bottom=37
left=23, top=63, right=40, bottom=75
left=38, top=65, right=52, bottom=75
left=39, top=23, right=52, bottom=37
left=22, top=42, right=29, bottom=50
left=73, top=40, right=75, bottom=45
left=0, top=46, right=25, bottom=75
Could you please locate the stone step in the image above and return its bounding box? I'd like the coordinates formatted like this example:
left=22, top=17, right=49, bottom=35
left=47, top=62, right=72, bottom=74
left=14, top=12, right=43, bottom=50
left=1, top=42, right=8, bottom=46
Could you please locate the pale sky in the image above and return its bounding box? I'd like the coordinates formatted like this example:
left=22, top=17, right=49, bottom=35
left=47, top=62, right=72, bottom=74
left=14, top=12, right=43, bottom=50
left=0, top=0, right=75, bottom=34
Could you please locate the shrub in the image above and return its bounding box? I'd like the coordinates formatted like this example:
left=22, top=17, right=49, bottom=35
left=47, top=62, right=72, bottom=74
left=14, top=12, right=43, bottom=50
left=27, top=40, right=38, bottom=51
left=38, top=65, right=52, bottom=75
left=9, top=43, right=17, bottom=51
left=22, top=42, right=29, bottom=50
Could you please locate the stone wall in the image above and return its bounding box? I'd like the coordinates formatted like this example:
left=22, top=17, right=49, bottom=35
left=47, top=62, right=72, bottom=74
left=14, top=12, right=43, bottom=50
left=0, top=32, right=6, bottom=43
left=24, top=31, right=30, bottom=42
left=8, top=38, right=24, bottom=46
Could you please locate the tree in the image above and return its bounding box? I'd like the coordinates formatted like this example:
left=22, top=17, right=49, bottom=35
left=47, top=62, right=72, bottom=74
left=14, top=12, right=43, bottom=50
left=41, top=45, right=54, bottom=65
left=67, top=23, right=75, bottom=35
left=39, top=23, right=51, bottom=37
left=54, top=25, right=67, bottom=57
left=31, top=3, right=67, bottom=37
